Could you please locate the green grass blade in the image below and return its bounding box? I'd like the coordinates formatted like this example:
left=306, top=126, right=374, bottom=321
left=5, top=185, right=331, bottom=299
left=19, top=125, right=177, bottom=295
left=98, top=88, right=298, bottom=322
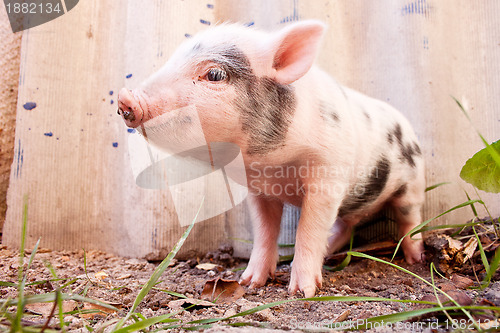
left=44, top=261, right=59, bottom=280
left=418, top=221, right=484, bottom=233
left=474, top=187, right=499, bottom=237
left=278, top=254, right=294, bottom=262
left=425, top=182, right=451, bottom=192
left=0, top=292, right=120, bottom=312
left=472, top=225, right=490, bottom=275
left=12, top=194, right=29, bottom=333
left=56, top=290, right=66, bottom=332
left=324, top=230, right=354, bottom=272
left=187, top=295, right=437, bottom=326
left=464, top=191, right=479, bottom=217
left=112, top=315, right=179, bottom=333
left=152, top=288, right=188, bottom=299
left=25, top=238, right=40, bottom=273
left=59, top=278, right=81, bottom=290
left=483, top=246, right=500, bottom=289
left=114, top=196, right=205, bottom=330
left=430, top=263, right=453, bottom=323
left=349, top=252, right=479, bottom=329
left=392, top=199, right=482, bottom=261
left=64, top=293, right=120, bottom=311
left=345, top=304, right=495, bottom=330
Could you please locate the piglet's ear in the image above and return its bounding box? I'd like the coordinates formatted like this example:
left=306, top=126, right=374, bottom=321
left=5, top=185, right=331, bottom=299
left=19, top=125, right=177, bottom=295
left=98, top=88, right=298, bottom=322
left=271, top=20, right=326, bottom=85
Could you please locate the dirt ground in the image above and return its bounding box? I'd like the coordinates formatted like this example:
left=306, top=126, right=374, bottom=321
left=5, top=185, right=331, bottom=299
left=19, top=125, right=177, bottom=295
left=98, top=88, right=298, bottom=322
left=1, top=225, right=500, bottom=333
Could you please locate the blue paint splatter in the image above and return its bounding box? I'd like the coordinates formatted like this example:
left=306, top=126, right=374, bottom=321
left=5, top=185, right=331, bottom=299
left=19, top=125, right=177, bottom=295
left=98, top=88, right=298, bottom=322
left=110, top=100, right=114, bottom=105
left=401, top=0, right=429, bottom=16
left=44, top=132, right=53, bottom=137
left=280, top=0, right=300, bottom=24
left=245, top=22, right=255, bottom=27
left=112, top=142, right=118, bottom=148
left=23, top=102, right=37, bottom=110
left=185, top=33, right=192, bottom=38
left=126, top=73, right=133, bottom=79
left=127, top=128, right=136, bottom=133
left=109, top=90, right=114, bottom=95
left=15, top=139, right=23, bottom=178
left=207, top=4, right=214, bottom=9
left=200, top=19, right=211, bottom=25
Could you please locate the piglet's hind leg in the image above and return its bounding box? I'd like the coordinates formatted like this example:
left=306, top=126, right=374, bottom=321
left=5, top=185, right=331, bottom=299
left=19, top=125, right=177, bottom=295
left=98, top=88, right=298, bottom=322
left=392, top=181, right=426, bottom=264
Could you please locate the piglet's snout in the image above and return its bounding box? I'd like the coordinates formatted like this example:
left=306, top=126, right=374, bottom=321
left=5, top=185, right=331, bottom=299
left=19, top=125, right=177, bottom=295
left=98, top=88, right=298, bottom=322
left=117, top=88, right=145, bottom=128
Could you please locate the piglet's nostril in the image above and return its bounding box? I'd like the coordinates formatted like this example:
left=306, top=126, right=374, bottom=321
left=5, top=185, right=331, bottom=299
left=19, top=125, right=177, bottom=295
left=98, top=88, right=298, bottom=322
left=117, top=87, right=146, bottom=127
left=122, top=109, right=136, bottom=121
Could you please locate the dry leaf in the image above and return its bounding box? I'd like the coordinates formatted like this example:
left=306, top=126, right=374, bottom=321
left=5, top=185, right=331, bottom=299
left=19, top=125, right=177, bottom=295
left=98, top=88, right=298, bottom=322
left=95, top=271, right=109, bottom=280
left=200, top=278, right=245, bottom=304
left=25, top=300, right=77, bottom=316
left=333, top=310, right=350, bottom=323
left=450, top=274, right=475, bottom=289
left=425, top=232, right=479, bottom=274
left=196, top=263, right=219, bottom=271
left=168, top=298, right=215, bottom=310
left=79, top=300, right=122, bottom=319
left=422, top=290, right=472, bottom=306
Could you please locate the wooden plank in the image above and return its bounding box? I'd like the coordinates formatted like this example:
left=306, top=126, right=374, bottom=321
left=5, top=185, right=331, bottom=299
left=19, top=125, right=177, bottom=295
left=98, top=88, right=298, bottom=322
left=4, top=0, right=231, bottom=258
left=4, top=0, right=500, bottom=258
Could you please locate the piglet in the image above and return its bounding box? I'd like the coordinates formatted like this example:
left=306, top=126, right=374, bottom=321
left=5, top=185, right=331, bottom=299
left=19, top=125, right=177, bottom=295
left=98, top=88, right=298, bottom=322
left=118, top=21, right=425, bottom=298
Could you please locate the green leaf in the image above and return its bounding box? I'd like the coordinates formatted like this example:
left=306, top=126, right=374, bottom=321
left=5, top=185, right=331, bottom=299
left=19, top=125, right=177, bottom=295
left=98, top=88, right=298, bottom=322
left=460, top=140, right=500, bottom=193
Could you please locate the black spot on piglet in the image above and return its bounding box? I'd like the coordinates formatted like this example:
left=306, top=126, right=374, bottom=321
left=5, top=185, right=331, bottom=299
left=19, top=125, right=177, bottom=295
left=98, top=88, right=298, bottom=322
left=320, top=100, right=341, bottom=126
left=393, top=184, right=407, bottom=197
left=338, top=156, right=391, bottom=216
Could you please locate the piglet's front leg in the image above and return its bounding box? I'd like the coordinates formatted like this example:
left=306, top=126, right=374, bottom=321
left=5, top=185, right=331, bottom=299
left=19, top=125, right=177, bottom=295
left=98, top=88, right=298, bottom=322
left=289, top=193, right=338, bottom=298
left=240, top=194, right=283, bottom=288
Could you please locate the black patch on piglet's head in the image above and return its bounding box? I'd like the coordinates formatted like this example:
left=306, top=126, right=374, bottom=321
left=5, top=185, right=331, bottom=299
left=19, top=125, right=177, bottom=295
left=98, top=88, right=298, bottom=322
left=192, top=43, right=296, bottom=155
left=238, top=77, right=296, bottom=155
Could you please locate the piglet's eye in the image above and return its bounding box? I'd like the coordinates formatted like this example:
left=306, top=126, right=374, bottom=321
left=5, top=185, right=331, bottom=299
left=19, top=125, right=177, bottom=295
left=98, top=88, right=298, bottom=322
left=206, top=68, right=227, bottom=82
